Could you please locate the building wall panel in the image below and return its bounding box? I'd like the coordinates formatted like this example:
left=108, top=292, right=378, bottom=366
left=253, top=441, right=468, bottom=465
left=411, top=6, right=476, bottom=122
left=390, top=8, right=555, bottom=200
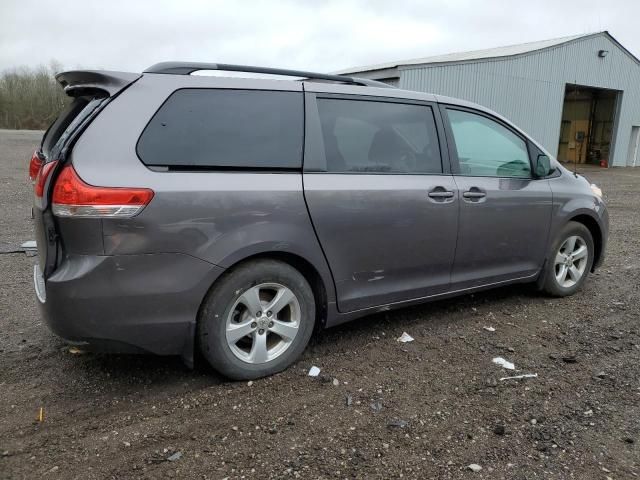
left=397, top=34, right=640, bottom=166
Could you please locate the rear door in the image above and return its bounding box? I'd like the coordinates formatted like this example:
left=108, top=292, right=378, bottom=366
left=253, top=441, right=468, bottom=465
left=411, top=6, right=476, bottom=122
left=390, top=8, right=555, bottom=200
left=440, top=105, right=553, bottom=290
left=303, top=92, right=459, bottom=312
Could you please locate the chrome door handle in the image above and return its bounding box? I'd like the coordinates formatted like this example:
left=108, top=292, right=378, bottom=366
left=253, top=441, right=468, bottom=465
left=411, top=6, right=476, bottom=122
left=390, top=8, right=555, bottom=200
left=428, top=191, right=455, bottom=199
left=462, top=190, right=486, bottom=199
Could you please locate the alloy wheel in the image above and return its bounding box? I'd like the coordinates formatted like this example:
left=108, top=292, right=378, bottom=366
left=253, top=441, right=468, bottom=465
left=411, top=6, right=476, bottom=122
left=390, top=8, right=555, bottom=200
left=225, top=283, right=301, bottom=364
left=554, top=235, right=589, bottom=288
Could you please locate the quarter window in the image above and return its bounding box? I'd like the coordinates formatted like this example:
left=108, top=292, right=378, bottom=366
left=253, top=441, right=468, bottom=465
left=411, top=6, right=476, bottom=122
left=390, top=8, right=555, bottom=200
left=316, top=98, right=442, bottom=174
left=137, top=89, right=303, bottom=169
left=447, top=109, right=531, bottom=178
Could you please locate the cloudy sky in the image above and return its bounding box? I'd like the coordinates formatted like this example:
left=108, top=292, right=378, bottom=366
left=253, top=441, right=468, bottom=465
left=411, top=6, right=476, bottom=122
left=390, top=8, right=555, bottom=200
left=1, top=0, right=638, bottom=74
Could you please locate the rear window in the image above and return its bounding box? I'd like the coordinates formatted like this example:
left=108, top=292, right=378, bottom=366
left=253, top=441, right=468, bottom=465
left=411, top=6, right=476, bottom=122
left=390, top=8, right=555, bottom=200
left=41, top=96, right=105, bottom=159
left=137, top=89, right=303, bottom=170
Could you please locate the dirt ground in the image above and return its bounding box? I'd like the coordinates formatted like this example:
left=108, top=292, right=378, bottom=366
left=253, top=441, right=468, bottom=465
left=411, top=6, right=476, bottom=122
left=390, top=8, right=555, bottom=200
left=0, top=129, right=639, bottom=479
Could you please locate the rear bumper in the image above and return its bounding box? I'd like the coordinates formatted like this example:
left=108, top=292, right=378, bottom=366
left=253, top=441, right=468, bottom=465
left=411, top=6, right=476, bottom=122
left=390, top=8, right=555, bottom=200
left=35, top=253, right=224, bottom=358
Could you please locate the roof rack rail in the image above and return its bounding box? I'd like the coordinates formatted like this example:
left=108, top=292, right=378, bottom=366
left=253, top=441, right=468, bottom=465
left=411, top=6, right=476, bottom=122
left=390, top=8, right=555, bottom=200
left=143, top=62, right=393, bottom=88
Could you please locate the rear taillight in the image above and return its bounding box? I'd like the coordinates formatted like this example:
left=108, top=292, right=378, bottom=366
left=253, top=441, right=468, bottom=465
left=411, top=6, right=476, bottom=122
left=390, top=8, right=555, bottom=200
left=34, top=160, right=59, bottom=198
left=29, top=150, right=44, bottom=183
left=51, top=165, right=154, bottom=218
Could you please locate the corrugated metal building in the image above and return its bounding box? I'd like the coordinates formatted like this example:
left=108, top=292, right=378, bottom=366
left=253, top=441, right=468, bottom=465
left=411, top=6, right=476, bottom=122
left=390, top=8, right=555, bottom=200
left=338, top=31, right=640, bottom=167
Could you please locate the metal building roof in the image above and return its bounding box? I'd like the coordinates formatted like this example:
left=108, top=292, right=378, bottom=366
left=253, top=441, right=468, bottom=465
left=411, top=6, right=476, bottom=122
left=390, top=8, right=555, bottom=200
left=336, top=32, right=601, bottom=74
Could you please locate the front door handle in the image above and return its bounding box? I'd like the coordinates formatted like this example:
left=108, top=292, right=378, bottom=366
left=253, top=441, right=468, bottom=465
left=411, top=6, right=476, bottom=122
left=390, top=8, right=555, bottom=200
left=427, top=187, right=455, bottom=203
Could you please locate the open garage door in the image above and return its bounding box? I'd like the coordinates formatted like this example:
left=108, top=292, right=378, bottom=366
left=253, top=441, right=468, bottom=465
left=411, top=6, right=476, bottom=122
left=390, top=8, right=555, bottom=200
left=557, top=84, right=619, bottom=167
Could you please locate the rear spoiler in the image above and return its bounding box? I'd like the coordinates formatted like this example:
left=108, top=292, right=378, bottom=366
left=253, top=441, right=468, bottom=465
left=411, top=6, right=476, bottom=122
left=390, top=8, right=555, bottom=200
left=55, top=70, right=141, bottom=97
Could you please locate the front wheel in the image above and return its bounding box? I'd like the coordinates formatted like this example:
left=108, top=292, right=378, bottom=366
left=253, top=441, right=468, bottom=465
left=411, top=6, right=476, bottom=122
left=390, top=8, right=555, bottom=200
left=541, top=221, right=594, bottom=297
left=198, top=259, right=315, bottom=380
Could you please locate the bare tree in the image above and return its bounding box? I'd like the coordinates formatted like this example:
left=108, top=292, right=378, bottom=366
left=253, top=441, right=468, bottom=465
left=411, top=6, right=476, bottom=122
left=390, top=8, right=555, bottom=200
left=0, top=63, right=69, bottom=130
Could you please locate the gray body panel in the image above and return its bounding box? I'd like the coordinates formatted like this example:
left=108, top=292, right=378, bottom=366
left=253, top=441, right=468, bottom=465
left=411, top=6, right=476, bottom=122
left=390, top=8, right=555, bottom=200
left=547, top=166, right=609, bottom=267
left=449, top=176, right=552, bottom=290
left=40, top=253, right=223, bottom=356
left=34, top=71, right=609, bottom=363
left=304, top=173, right=458, bottom=312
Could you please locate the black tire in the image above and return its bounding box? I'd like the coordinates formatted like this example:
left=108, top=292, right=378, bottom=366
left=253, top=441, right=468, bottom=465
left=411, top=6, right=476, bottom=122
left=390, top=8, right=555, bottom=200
left=198, top=259, right=315, bottom=380
left=541, top=221, right=594, bottom=297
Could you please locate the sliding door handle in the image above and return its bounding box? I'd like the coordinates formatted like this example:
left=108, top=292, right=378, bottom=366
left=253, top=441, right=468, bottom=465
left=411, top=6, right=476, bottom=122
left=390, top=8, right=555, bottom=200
left=428, top=190, right=455, bottom=199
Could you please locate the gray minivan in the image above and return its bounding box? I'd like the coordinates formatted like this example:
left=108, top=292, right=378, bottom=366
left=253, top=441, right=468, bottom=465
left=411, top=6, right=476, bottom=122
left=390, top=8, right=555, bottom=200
left=31, top=63, right=608, bottom=379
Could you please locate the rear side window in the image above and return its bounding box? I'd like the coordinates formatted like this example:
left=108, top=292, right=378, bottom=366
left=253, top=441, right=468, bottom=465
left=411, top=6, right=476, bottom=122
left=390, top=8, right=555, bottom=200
left=137, top=89, right=303, bottom=169
left=316, top=98, right=442, bottom=174
left=446, top=109, right=531, bottom=178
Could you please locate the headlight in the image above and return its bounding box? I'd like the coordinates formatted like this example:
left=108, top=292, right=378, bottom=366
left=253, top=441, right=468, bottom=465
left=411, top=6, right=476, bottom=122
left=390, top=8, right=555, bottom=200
left=590, top=183, right=603, bottom=198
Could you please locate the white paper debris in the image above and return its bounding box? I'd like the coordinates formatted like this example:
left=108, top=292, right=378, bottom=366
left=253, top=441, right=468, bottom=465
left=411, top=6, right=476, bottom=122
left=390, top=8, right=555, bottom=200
left=308, top=366, right=321, bottom=377
left=20, top=240, right=37, bottom=250
left=499, top=373, right=538, bottom=381
left=467, top=463, right=482, bottom=472
left=492, top=357, right=515, bottom=370
left=483, top=326, right=495, bottom=332
left=396, top=332, right=414, bottom=343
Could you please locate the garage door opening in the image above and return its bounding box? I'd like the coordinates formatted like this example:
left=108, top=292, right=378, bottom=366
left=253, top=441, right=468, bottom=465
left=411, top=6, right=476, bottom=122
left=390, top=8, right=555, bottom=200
left=557, top=84, right=619, bottom=167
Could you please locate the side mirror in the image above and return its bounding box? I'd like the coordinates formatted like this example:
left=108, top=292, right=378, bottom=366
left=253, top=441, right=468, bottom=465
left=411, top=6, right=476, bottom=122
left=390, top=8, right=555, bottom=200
left=534, top=154, right=552, bottom=177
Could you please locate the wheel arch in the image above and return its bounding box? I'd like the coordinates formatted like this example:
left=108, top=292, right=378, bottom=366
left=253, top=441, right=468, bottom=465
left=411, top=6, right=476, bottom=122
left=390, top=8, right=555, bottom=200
left=567, top=213, right=603, bottom=271
left=198, top=250, right=330, bottom=332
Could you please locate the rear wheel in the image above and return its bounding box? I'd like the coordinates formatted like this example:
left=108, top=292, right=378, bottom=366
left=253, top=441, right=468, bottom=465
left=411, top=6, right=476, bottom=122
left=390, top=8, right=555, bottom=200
left=542, top=221, right=594, bottom=297
left=198, top=259, right=315, bottom=380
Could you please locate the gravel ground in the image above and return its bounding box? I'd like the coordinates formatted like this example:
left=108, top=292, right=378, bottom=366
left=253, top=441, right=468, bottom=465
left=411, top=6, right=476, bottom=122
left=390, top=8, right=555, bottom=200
left=1, top=129, right=639, bottom=479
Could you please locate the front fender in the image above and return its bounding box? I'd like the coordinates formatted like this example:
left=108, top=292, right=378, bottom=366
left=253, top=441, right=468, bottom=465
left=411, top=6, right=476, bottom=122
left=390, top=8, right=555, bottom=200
left=548, top=180, right=609, bottom=269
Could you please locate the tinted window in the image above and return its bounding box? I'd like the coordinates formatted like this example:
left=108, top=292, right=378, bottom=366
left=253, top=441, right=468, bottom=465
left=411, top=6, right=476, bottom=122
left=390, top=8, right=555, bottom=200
left=316, top=98, right=442, bottom=174
left=447, top=109, right=531, bottom=178
left=137, top=89, right=303, bottom=169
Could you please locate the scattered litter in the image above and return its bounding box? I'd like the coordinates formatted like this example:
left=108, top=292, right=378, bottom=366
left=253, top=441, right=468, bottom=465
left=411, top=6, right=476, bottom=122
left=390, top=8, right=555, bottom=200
left=16, top=240, right=38, bottom=257
left=467, top=464, right=482, bottom=472
left=387, top=419, right=408, bottom=428
left=123, top=441, right=131, bottom=447
left=562, top=355, right=578, bottom=364
left=492, top=357, right=515, bottom=370
left=247, top=381, right=253, bottom=387
left=20, top=240, right=37, bottom=250
left=38, top=407, right=44, bottom=422
left=167, top=451, right=183, bottom=462
left=332, top=378, right=339, bottom=387
left=308, top=366, right=320, bottom=377
left=493, top=425, right=505, bottom=435
left=345, top=394, right=353, bottom=407
left=499, top=373, right=538, bottom=381
left=483, top=326, right=496, bottom=332
left=67, top=346, right=86, bottom=355
left=396, top=332, right=414, bottom=343
left=584, top=409, right=594, bottom=417
left=370, top=400, right=383, bottom=413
